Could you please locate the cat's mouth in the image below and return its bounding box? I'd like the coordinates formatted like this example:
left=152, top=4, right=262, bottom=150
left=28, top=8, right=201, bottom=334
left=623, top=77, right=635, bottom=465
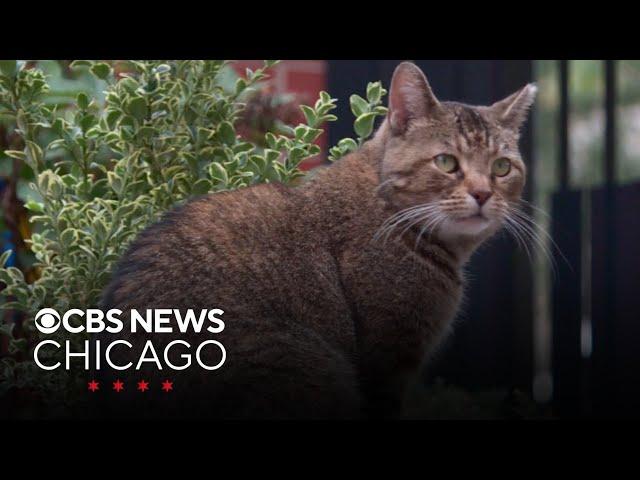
left=445, top=213, right=493, bottom=236
left=455, top=213, right=487, bottom=222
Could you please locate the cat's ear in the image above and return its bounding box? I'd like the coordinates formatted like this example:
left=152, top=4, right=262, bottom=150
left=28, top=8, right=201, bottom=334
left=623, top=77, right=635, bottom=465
left=388, top=62, right=442, bottom=135
left=489, top=83, right=537, bottom=133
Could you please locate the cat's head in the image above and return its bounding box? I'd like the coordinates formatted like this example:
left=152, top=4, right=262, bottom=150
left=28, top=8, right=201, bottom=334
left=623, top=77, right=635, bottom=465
left=377, top=62, right=536, bottom=249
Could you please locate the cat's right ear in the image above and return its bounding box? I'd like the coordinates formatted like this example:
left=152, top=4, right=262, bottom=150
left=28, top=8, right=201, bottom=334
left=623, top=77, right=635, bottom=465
left=388, top=62, right=442, bottom=135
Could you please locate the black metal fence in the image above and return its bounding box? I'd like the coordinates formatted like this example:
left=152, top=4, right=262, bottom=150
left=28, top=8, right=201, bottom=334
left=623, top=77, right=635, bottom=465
left=552, top=60, right=640, bottom=418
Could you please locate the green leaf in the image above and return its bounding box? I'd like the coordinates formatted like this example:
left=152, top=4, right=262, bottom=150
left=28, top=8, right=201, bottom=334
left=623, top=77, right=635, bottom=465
left=0, top=60, right=17, bottom=77
left=338, top=138, right=358, bottom=153
left=6, top=267, right=23, bottom=283
left=0, top=250, right=11, bottom=268
left=366, top=82, right=382, bottom=104
left=26, top=141, right=43, bottom=167
left=328, top=145, right=343, bottom=161
left=80, top=114, right=97, bottom=132
left=90, top=62, right=111, bottom=80
left=107, top=171, right=123, bottom=195
left=127, top=97, right=148, bottom=122
left=70, top=60, right=93, bottom=68
left=155, top=64, right=171, bottom=74
left=308, top=145, right=321, bottom=156
left=320, top=114, right=337, bottom=123
left=264, top=149, right=280, bottom=164
left=76, top=92, right=89, bottom=110
left=137, top=126, right=156, bottom=140
left=3, top=150, right=26, bottom=161
left=294, top=125, right=308, bottom=141
left=192, top=178, right=212, bottom=195
left=350, top=95, right=369, bottom=118
left=24, top=200, right=44, bottom=213
left=105, top=109, right=121, bottom=129
left=319, top=91, right=332, bottom=104
left=279, top=124, right=295, bottom=137
left=217, top=121, right=236, bottom=146
left=151, top=110, right=167, bottom=121
left=209, top=162, right=229, bottom=185
left=265, top=132, right=277, bottom=149
left=235, top=78, right=247, bottom=95
left=15, top=110, right=27, bottom=133
left=94, top=219, right=108, bottom=242
left=60, top=228, right=77, bottom=249
left=232, top=142, right=254, bottom=154
left=354, top=112, right=377, bottom=139
left=300, top=105, right=317, bottom=126
left=303, top=128, right=323, bottom=144
left=119, top=77, right=139, bottom=94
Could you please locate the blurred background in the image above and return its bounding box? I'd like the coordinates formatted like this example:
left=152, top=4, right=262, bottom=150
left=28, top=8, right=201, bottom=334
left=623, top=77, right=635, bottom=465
left=2, top=60, right=639, bottom=418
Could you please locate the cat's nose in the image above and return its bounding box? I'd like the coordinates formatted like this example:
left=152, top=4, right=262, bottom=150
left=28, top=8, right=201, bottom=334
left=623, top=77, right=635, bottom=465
left=470, top=190, right=492, bottom=207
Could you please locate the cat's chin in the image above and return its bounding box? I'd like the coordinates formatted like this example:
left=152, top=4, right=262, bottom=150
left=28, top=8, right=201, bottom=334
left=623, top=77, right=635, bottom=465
left=437, top=215, right=496, bottom=242
left=434, top=216, right=499, bottom=264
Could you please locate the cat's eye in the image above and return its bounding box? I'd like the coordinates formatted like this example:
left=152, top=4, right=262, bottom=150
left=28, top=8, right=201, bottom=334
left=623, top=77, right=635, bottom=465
left=492, top=157, right=511, bottom=177
left=434, top=154, right=459, bottom=174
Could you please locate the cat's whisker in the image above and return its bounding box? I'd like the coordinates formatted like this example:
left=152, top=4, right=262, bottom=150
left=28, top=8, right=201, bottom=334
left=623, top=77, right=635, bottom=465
left=375, top=208, right=433, bottom=244
left=517, top=198, right=552, bottom=220
left=385, top=212, right=430, bottom=243
left=389, top=206, right=441, bottom=242
left=376, top=204, right=435, bottom=232
left=400, top=208, right=440, bottom=236
left=374, top=203, right=440, bottom=245
left=508, top=205, right=570, bottom=269
left=397, top=210, right=439, bottom=241
left=502, top=215, right=534, bottom=265
left=501, top=207, right=560, bottom=278
left=494, top=203, right=545, bottom=269
left=384, top=206, right=437, bottom=231
left=414, top=214, right=439, bottom=250
left=374, top=211, right=420, bottom=243
left=415, top=213, right=447, bottom=250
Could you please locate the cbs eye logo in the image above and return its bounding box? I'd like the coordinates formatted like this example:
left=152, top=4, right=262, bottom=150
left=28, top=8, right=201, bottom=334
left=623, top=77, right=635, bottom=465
left=34, top=308, right=61, bottom=334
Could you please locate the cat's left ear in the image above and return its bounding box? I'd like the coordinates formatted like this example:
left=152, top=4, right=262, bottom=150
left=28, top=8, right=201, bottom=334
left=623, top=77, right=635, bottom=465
left=488, top=83, right=537, bottom=133
left=388, top=62, right=443, bottom=135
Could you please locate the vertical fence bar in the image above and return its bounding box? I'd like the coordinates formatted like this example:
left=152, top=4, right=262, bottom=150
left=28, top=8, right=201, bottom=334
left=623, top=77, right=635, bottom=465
left=591, top=60, right=618, bottom=416
left=604, top=61, right=617, bottom=187
left=559, top=60, right=570, bottom=190
left=552, top=59, right=584, bottom=417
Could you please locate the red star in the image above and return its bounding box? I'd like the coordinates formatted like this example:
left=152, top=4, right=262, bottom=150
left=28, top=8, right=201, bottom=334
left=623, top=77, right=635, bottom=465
left=88, top=380, right=99, bottom=392
left=137, top=380, right=149, bottom=392
left=161, top=379, right=173, bottom=392
left=113, top=379, right=124, bottom=393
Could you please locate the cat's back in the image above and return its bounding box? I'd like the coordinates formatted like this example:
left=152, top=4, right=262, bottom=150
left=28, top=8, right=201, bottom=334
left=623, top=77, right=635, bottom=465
left=102, top=181, right=300, bottom=311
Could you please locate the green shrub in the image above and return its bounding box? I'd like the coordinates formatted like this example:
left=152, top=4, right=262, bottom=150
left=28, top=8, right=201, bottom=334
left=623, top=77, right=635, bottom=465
left=0, top=60, right=387, bottom=409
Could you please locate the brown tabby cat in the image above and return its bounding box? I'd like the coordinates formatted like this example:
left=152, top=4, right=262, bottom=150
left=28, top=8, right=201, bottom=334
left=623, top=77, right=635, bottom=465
left=100, top=62, right=536, bottom=419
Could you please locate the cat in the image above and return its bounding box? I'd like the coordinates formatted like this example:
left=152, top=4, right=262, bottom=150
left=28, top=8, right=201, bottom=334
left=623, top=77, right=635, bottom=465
left=100, top=62, right=536, bottom=419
